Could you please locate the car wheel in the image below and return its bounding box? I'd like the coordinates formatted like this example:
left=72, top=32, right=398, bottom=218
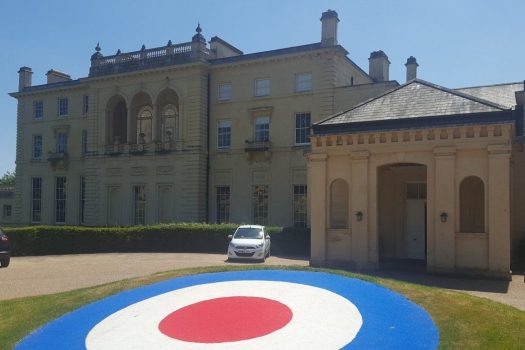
left=0, top=258, right=9, bottom=268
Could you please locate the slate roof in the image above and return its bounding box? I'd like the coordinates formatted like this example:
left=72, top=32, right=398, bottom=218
left=455, top=82, right=523, bottom=108
left=318, top=79, right=510, bottom=127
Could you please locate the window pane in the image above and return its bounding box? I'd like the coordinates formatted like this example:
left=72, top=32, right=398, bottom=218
left=218, top=120, right=231, bottom=149
left=83, top=95, right=89, bottom=114
left=134, top=185, right=146, bottom=225
left=79, top=176, right=86, bottom=224
left=295, top=113, right=311, bottom=145
left=253, top=185, right=268, bottom=225
left=218, top=83, right=232, bottom=101
left=295, top=73, right=312, bottom=92
left=56, top=133, right=68, bottom=153
left=33, top=135, right=42, bottom=159
left=216, top=186, right=230, bottom=223
left=34, top=101, right=44, bottom=119
left=55, top=177, right=67, bottom=223
left=255, top=116, right=269, bottom=142
left=255, top=79, right=270, bottom=97
left=293, top=185, right=307, bottom=228
left=31, top=177, right=42, bottom=222
left=58, top=98, right=68, bottom=117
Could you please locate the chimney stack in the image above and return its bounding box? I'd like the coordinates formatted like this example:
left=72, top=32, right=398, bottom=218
left=18, top=66, right=33, bottom=92
left=46, top=69, right=71, bottom=84
left=368, top=51, right=390, bottom=82
left=320, top=10, right=339, bottom=46
left=405, top=56, right=419, bottom=82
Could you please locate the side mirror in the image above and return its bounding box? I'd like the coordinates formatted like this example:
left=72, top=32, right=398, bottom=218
left=266, top=235, right=270, bottom=240
left=227, top=235, right=233, bottom=241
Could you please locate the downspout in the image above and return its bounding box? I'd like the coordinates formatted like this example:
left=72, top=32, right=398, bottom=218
left=206, top=72, right=211, bottom=223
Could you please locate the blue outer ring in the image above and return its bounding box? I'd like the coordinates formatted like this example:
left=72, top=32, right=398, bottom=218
left=16, top=270, right=438, bottom=349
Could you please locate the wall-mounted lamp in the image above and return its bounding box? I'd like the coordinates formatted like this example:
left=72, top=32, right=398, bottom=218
left=356, top=211, right=363, bottom=222
left=440, top=212, right=448, bottom=223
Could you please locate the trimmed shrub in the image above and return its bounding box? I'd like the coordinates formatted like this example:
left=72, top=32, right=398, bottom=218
left=4, top=224, right=310, bottom=257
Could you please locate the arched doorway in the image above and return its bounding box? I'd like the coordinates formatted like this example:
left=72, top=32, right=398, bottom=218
left=377, top=163, right=427, bottom=264
left=106, top=95, right=127, bottom=145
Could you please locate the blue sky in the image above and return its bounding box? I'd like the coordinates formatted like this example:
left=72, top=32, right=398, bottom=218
left=0, top=0, right=523, bottom=176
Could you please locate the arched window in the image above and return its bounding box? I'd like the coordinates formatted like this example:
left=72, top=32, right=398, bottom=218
left=330, top=179, right=348, bottom=228
left=137, top=106, right=153, bottom=143
left=460, top=176, right=485, bottom=233
left=161, top=104, right=178, bottom=142
left=106, top=95, right=127, bottom=144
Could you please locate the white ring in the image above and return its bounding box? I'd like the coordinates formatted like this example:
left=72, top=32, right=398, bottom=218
left=86, top=280, right=363, bottom=349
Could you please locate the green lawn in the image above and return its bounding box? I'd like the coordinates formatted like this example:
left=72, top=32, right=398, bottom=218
left=1, top=266, right=524, bottom=349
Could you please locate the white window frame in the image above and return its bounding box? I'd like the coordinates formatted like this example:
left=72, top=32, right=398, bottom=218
left=56, top=132, right=68, bottom=153
left=83, top=95, right=89, bottom=115
left=217, top=120, right=231, bottom=149
left=216, top=185, right=230, bottom=223
left=55, top=176, right=67, bottom=224
left=254, top=116, right=270, bottom=142
left=218, top=83, right=232, bottom=101
left=295, top=73, right=312, bottom=93
left=254, top=78, right=270, bottom=97
left=133, top=185, right=146, bottom=225
left=294, top=112, right=311, bottom=145
left=293, top=184, right=308, bottom=228
left=252, top=184, right=269, bottom=225
left=31, top=177, right=42, bottom=223
left=33, top=134, right=43, bottom=159
left=58, top=97, right=69, bottom=117
left=33, top=100, right=44, bottom=120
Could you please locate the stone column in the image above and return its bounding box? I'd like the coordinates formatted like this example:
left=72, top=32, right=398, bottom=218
left=152, top=104, right=158, bottom=142
left=350, top=150, right=369, bottom=268
left=126, top=107, right=133, bottom=144
left=309, top=153, right=327, bottom=265
left=432, top=146, right=456, bottom=271
left=487, top=144, right=511, bottom=276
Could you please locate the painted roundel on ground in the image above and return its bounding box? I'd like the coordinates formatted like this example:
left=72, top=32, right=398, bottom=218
left=15, top=270, right=439, bottom=350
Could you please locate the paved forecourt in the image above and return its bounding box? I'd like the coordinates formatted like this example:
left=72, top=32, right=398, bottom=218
left=15, top=270, right=439, bottom=349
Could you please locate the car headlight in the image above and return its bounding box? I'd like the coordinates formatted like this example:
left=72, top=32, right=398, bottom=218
left=229, top=243, right=235, bottom=248
left=255, top=243, right=263, bottom=248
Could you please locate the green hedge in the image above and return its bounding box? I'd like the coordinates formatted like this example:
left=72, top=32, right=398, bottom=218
left=4, top=224, right=310, bottom=257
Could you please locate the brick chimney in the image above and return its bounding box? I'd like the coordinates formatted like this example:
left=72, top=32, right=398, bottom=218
left=320, top=10, right=339, bottom=46
left=46, top=69, right=71, bottom=84
left=405, top=56, right=419, bottom=82
left=369, top=51, right=390, bottom=82
left=18, top=66, right=33, bottom=92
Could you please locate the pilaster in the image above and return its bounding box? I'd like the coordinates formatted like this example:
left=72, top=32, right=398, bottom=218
left=350, top=150, right=369, bottom=267
left=308, top=153, right=327, bottom=263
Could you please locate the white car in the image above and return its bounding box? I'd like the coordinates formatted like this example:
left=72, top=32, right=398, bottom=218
left=227, top=225, right=271, bottom=262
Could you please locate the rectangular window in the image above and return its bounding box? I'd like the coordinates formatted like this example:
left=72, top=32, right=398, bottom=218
left=216, top=186, right=230, bottom=223
left=254, top=116, right=270, bottom=142
left=58, top=97, right=68, bottom=117
left=3, top=205, right=12, bottom=219
left=133, top=185, right=146, bottom=225
left=55, top=176, right=67, bottom=224
left=83, top=95, right=89, bottom=114
left=295, top=73, right=312, bottom=92
left=33, top=135, right=43, bottom=159
left=79, top=176, right=86, bottom=224
left=218, top=83, right=232, bottom=101
left=295, top=112, right=311, bottom=145
left=33, top=100, right=44, bottom=119
left=252, top=185, right=269, bottom=225
left=56, top=132, right=68, bottom=153
left=31, top=177, right=42, bottom=223
left=293, top=185, right=308, bottom=228
left=254, top=78, right=270, bottom=97
left=81, top=130, right=88, bottom=155
left=217, top=120, right=231, bottom=149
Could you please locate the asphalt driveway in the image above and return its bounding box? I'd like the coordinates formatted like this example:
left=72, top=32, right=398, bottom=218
left=0, top=253, right=308, bottom=300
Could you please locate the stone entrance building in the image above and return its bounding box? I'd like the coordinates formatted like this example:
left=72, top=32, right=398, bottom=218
left=310, top=79, right=525, bottom=278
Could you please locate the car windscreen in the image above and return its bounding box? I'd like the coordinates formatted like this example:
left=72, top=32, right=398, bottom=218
left=234, top=228, right=263, bottom=239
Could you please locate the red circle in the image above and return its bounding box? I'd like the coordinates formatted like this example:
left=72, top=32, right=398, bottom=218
left=158, top=296, right=293, bottom=343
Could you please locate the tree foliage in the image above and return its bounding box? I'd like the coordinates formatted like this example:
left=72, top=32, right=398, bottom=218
left=0, top=171, right=15, bottom=186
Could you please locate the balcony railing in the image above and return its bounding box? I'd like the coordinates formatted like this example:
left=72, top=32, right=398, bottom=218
left=90, top=42, right=196, bottom=77
left=129, top=143, right=149, bottom=155
left=104, top=144, right=126, bottom=156
left=155, top=141, right=175, bottom=154
left=244, top=140, right=271, bottom=152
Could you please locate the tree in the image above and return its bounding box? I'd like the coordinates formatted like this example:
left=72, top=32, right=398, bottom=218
left=0, top=171, right=15, bottom=186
